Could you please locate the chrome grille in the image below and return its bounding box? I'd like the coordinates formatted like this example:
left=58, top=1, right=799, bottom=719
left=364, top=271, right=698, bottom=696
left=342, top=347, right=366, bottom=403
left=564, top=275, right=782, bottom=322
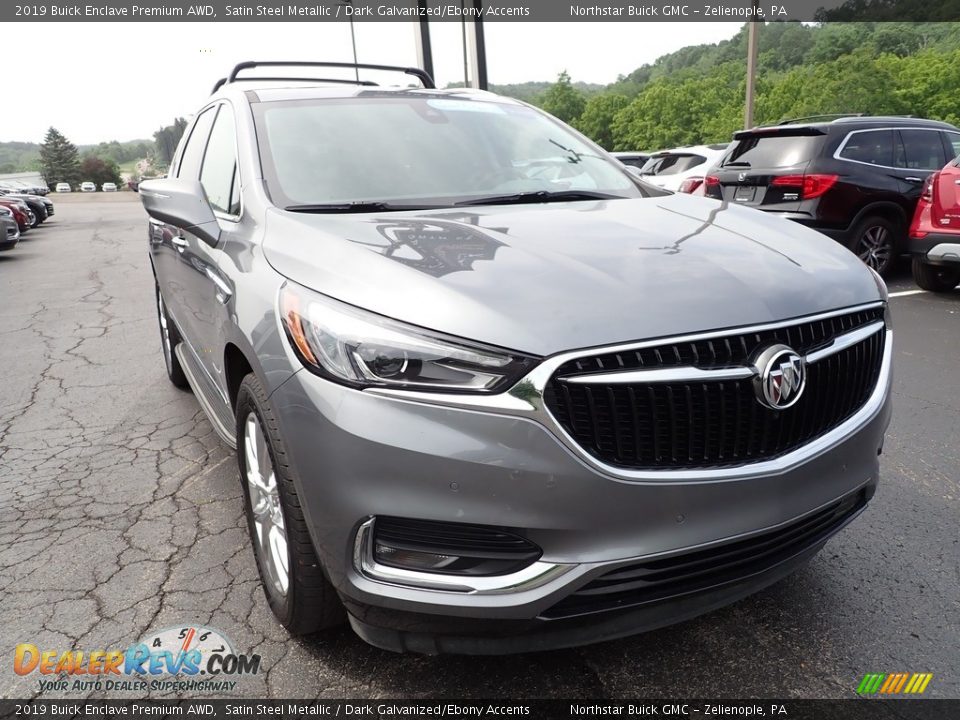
left=543, top=307, right=886, bottom=470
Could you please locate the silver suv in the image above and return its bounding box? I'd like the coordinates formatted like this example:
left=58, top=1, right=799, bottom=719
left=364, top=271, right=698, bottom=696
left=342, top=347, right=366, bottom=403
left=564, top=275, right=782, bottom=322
left=141, top=62, right=893, bottom=654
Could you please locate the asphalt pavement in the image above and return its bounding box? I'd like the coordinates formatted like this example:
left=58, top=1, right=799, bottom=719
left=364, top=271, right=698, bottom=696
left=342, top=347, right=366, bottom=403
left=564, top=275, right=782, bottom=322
left=0, top=194, right=957, bottom=700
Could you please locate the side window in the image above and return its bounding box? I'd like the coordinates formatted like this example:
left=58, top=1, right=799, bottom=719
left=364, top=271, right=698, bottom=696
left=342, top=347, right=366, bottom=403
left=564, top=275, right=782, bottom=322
left=897, top=129, right=947, bottom=170
left=941, top=131, right=960, bottom=161
left=200, top=104, right=239, bottom=216
left=176, top=108, right=217, bottom=180
left=838, top=130, right=892, bottom=166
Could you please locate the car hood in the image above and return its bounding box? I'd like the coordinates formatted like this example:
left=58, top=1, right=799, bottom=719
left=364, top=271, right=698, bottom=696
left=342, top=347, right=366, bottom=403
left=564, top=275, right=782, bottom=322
left=262, top=194, right=882, bottom=357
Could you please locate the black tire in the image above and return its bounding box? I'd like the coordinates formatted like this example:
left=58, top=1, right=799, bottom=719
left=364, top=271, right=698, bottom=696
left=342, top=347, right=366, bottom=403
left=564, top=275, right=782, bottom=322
left=236, top=373, right=345, bottom=635
left=912, top=257, right=960, bottom=292
left=155, top=283, right=190, bottom=389
left=847, top=215, right=898, bottom=277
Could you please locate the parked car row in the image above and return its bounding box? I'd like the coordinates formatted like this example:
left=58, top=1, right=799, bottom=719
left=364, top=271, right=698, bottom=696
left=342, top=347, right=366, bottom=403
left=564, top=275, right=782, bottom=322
left=618, top=114, right=960, bottom=290
left=0, top=185, right=55, bottom=253
left=54, top=181, right=120, bottom=192
left=0, top=179, right=49, bottom=196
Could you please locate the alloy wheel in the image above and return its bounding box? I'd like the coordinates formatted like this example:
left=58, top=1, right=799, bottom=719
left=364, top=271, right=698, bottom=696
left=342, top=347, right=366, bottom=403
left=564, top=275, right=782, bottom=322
left=243, top=412, right=290, bottom=597
left=856, top=225, right=892, bottom=272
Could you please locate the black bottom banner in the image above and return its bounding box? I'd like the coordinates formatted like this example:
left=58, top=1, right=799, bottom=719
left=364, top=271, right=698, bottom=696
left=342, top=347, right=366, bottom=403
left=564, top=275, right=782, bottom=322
left=1, top=699, right=957, bottom=720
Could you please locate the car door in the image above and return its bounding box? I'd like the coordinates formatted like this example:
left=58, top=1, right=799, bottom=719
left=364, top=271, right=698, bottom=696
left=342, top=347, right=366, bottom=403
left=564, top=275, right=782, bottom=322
left=892, top=128, right=949, bottom=202
left=176, top=102, right=242, bottom=389
left=150, top=105, right=218, bottom=344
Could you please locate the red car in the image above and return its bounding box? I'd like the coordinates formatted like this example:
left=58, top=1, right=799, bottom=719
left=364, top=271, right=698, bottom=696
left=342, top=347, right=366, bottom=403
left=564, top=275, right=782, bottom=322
left=909, top=159, right=960, bottom=292
left=0, top=199, right=32, bottom=233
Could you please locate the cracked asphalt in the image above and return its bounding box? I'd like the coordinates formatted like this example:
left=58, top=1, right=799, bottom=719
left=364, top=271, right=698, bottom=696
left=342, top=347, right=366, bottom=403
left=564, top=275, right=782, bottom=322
left=0, top=194, right=957, bottom=700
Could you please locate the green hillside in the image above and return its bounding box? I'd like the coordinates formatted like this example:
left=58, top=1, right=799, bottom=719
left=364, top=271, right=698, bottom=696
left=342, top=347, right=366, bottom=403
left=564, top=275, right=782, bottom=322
left=496, top=22, right=960, bottom=151
left=0, top=139, right=152, bottom=174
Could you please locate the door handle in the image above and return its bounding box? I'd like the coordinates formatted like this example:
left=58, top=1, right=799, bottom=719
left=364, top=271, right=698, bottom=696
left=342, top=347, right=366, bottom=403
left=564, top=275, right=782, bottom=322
left=904, top=176, right=924, bottom=183
left=171, top=235, right=188, bottom=251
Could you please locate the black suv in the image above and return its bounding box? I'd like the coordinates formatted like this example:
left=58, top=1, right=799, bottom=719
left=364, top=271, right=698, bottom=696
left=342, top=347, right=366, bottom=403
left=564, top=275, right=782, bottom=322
left=704, top=115, right=960, bottom=276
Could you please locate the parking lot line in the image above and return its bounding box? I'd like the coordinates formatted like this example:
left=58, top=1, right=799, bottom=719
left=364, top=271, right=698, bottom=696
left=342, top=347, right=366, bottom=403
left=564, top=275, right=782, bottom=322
left=888, top=289, right=928, bottom=298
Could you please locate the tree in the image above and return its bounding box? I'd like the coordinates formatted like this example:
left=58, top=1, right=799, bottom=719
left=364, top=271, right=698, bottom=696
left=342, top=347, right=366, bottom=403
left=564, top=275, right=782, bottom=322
left=611, top=62, right=744, bottom=150
left=577, top=93, right=630, bottom=150
left=153, top=117, right=188, bottom=166
left=39, top=127, right=81, bottom=187
left=78, top=155, right=123, bottom=188
left=539, top=71, right=586, bottom=124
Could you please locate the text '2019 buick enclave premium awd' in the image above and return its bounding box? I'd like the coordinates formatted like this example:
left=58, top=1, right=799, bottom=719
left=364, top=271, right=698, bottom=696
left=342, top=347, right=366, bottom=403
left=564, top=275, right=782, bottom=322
left=140, top=62, right=893, bottom=654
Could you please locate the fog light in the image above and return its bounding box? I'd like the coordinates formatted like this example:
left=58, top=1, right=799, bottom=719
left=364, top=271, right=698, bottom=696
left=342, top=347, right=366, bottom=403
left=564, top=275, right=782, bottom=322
left=369, top=516, right=542, bottom=577
left=374, top=542, right=458, bottom=571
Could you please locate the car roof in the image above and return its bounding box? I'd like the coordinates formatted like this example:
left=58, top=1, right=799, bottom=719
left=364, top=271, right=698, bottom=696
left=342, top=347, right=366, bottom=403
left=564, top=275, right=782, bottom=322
left=749, top=116, right=958, bottom=134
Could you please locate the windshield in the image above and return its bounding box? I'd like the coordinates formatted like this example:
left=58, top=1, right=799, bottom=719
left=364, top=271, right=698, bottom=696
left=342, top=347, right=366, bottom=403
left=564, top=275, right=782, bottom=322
left=253, top=95, right=643, bottom=209
left=721, top=133, right=823, bottom=169
left=640, top=154, right=705, bottom=176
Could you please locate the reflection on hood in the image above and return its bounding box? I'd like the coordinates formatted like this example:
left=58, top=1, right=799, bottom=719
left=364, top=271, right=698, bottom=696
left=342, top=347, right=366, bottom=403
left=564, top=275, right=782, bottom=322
left=349, top=216, right=506, bottom=278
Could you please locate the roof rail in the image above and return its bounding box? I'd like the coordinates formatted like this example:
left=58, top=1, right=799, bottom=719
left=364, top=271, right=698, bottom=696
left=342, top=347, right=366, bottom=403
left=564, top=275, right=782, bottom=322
left=212, top=76, right=379, bottom=94
left=778, top=113, right=863, bottom=125
left=833, top=114, right=919, bottom=122
left=221, top=61, right=435, bottom=91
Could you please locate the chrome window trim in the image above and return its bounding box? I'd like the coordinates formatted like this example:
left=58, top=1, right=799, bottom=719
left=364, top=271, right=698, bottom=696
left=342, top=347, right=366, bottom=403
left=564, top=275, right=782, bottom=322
left=833, top=126, right=949, bottom=171
left=352, top=518, right=574, bottom=594
left=202, top=100, right=244, bottom=223
left=365, top=302, right=891, bottom=483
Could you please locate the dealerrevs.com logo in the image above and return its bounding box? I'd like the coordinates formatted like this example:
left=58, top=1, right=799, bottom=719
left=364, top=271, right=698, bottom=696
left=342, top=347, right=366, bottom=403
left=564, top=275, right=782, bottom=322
left=14, top=625, right=261, bottom=693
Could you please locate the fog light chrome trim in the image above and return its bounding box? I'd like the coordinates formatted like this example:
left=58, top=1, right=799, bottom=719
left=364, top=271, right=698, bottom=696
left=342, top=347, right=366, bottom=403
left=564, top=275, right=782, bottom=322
left=353, top=518, right=574, bottom=594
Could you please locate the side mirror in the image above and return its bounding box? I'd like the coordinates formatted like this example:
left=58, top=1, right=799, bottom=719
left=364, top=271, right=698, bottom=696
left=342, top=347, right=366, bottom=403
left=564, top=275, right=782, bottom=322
left=139, top=178, right=221, bottom=247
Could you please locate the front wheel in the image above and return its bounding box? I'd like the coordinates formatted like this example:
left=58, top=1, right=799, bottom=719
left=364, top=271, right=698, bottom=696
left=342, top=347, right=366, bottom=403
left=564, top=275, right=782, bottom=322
left=155, top=284, right=190, bottom=389
left=848, top=216, right=898, bottom=277
left=235, top=373, right=344, bottom=635
left=912, top=257, right=960, bottom=292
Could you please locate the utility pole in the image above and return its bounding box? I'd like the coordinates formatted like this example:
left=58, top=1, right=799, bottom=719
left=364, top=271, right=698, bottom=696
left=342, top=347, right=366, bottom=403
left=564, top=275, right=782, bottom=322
left=744, top=13, right=759, bottom=129
left=413, top=0, right=434, bottom=80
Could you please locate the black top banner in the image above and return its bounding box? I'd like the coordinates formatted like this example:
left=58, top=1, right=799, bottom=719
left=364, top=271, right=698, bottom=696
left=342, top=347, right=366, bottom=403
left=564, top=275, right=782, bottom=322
left=5, top=0, right=960, bottom=23
left=0, top=699, right=958, bottom=720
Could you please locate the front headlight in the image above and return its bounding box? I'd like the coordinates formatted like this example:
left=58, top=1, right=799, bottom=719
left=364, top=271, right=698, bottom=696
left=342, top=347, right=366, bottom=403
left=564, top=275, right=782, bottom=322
left=280, top=282, right=537, bottom=393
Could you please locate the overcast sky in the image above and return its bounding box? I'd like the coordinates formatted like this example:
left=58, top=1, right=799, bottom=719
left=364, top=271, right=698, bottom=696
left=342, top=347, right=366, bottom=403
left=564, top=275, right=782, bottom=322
left=4, top=22, right=743, bottom=144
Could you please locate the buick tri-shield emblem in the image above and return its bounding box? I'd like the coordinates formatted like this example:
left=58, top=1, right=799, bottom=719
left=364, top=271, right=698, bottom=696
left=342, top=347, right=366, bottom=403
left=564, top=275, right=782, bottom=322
left=752, top=344, right=806, bottom=410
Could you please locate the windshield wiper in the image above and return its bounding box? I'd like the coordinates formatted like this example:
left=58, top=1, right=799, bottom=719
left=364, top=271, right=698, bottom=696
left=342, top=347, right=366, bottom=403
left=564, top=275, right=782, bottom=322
left=284, top=201, right=441, bottom=213
left=456, top=190, right=623, bottom=207
left=722, top=161, right=751, bottom=168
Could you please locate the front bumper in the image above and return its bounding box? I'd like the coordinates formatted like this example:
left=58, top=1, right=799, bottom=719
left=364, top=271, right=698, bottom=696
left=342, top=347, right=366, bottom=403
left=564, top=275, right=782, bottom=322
left=268, top=329, right=893, bottom=652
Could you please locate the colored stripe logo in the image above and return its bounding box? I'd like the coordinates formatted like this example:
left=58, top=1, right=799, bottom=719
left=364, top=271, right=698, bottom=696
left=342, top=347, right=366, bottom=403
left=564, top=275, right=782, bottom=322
left=857, top=673, right=933, bottom=694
